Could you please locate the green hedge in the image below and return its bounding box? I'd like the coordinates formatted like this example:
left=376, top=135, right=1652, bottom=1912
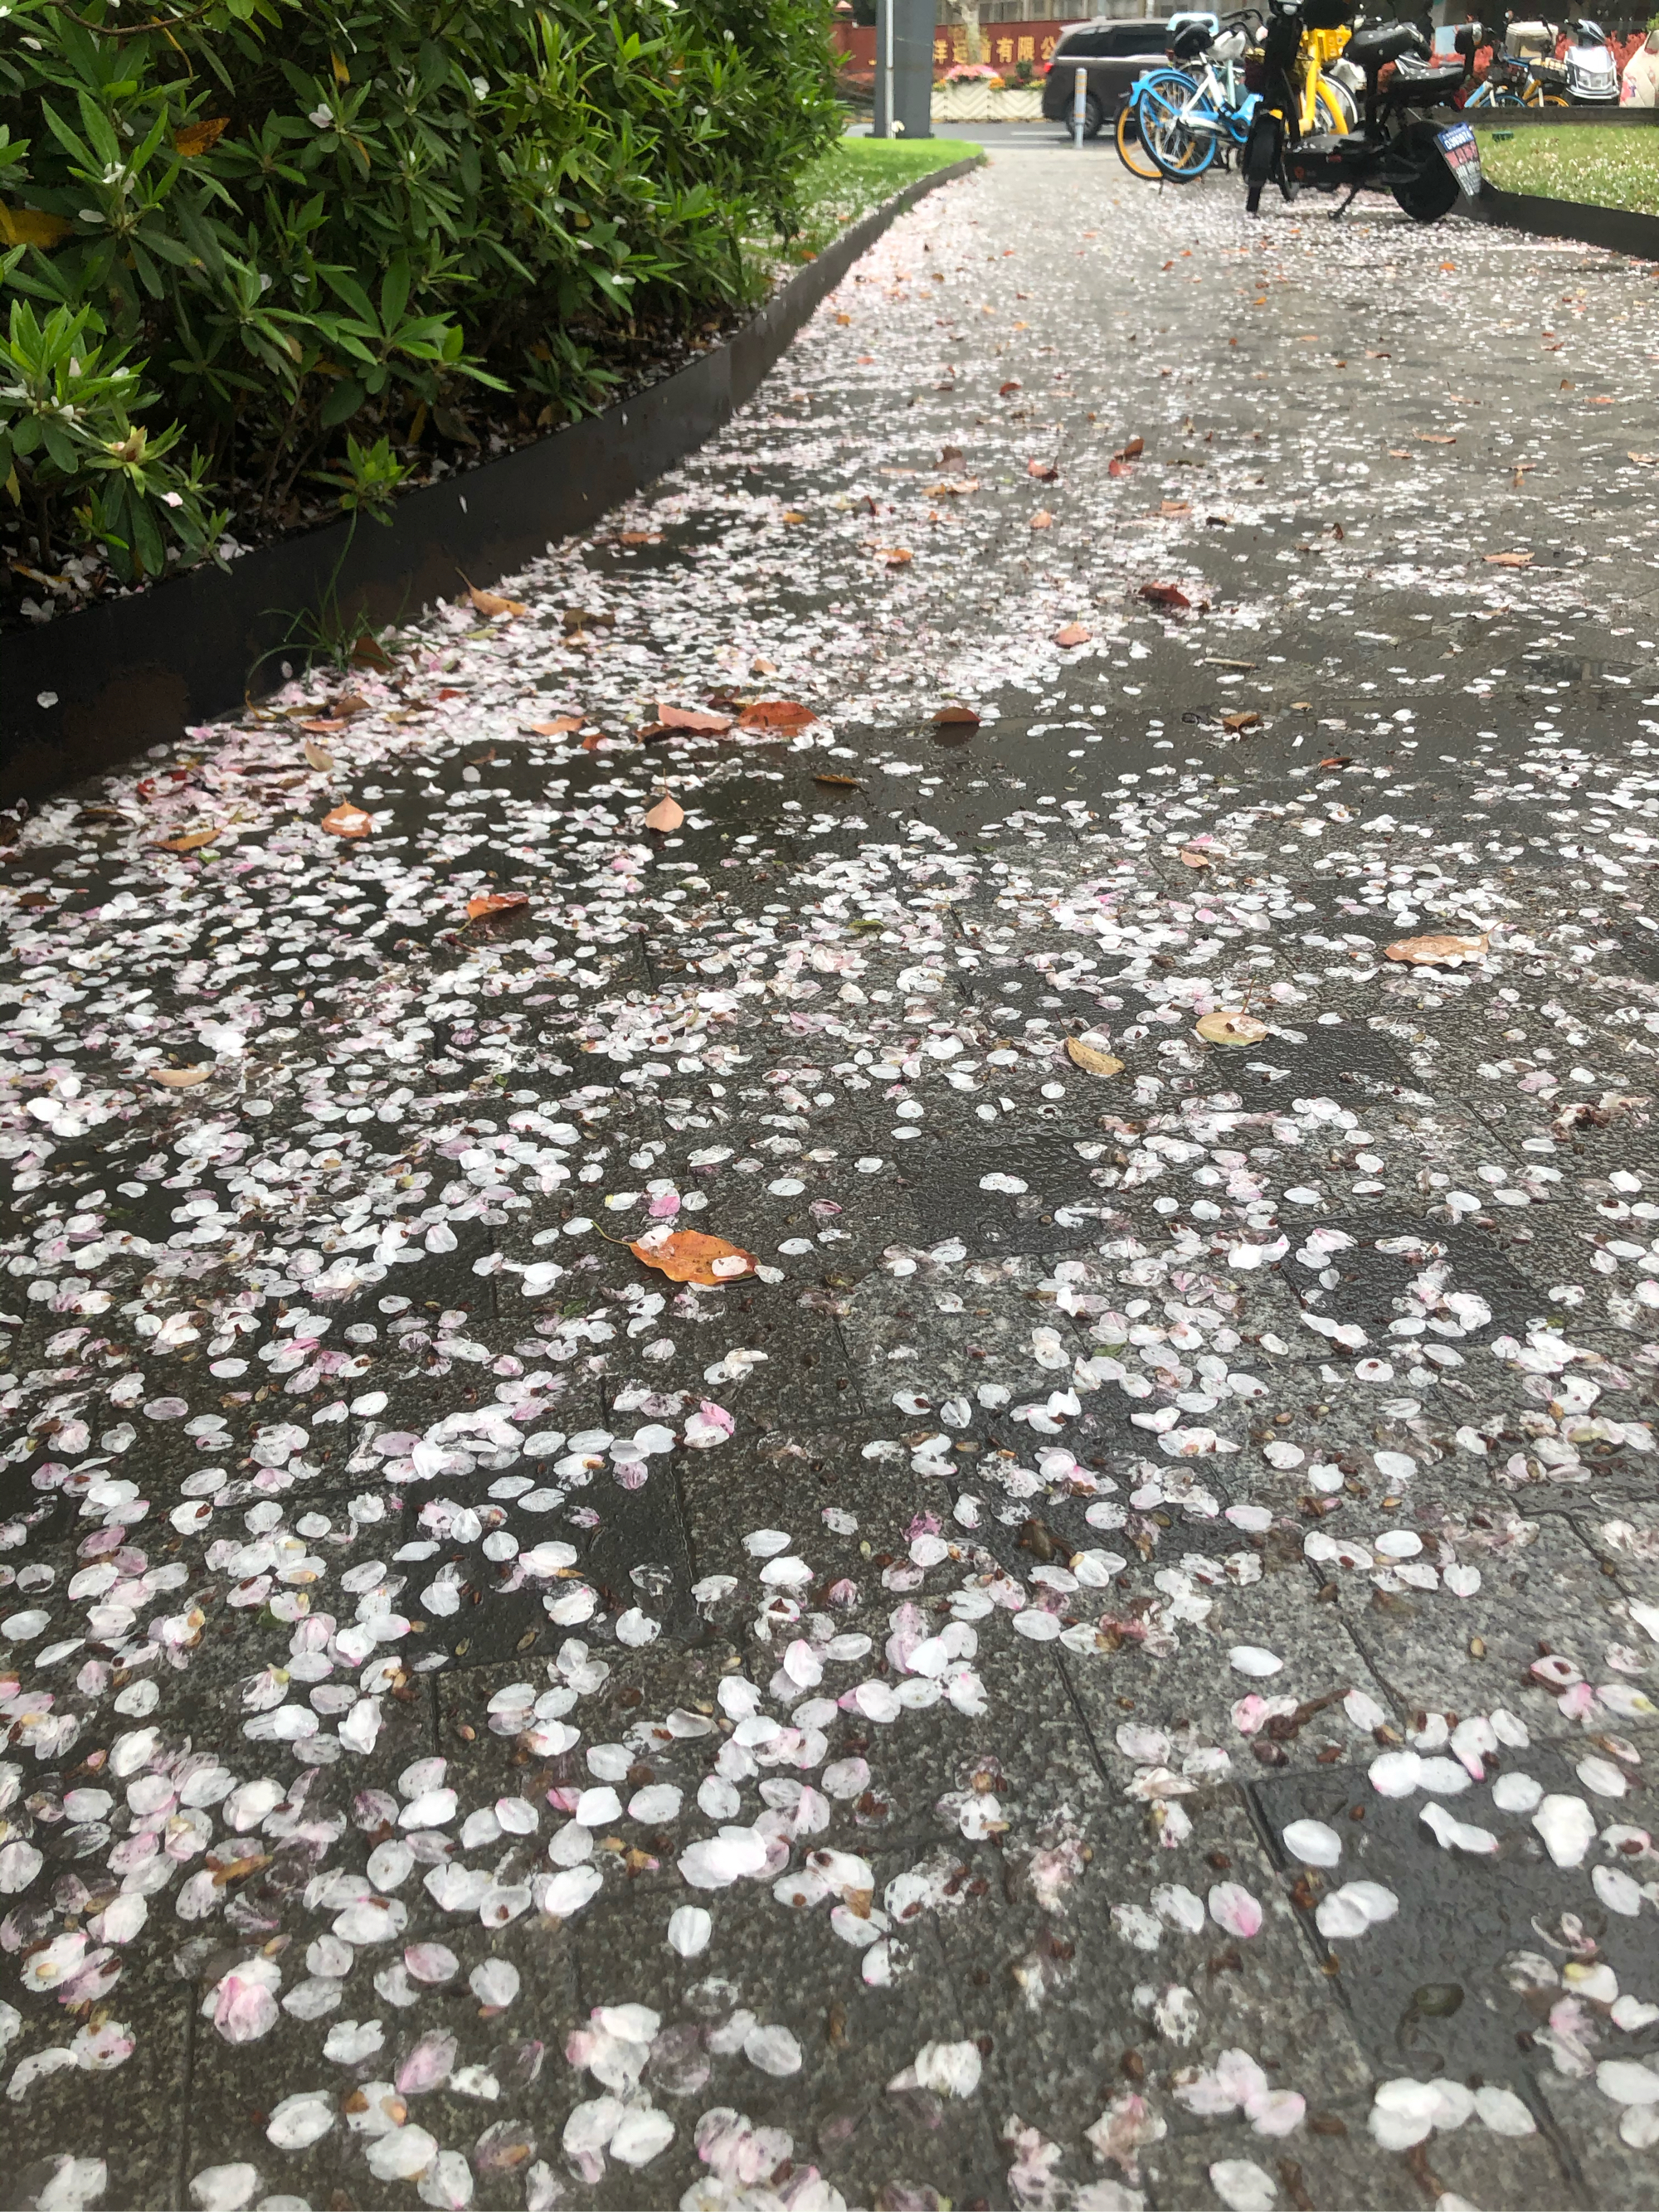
left=0, top=0, right=839, bottom=610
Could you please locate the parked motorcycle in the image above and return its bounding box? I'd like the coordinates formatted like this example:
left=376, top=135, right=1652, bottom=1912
left=1563, top=15, right=1620, bottom=102
left=1243, top=0, right=1479, bottom=221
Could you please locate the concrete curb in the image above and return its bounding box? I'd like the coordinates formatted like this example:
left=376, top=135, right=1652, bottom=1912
left=0, top=153, right=983, bottom=805
left=1467, top=107, right=1659, bottom=126
left=1468, top=176, right=1659, bottom=259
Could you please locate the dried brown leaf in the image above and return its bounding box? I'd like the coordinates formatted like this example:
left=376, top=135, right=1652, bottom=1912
left=174, top=116, right=231, bottom=156
left=655, top=704, right=733, bottom=735
left=320, top=803, right=372, bottom=839
left=643, top=793, right=684, bottom=833
left=1196, top=1010, right=1269, bottom=1047
left=153, top=1066, right=212, bottom=1087
left=1384, top=931, right=1489, bottom=966
left=1065, top=1037, right=1125, bottom=1077
left=1222, top=710, right=1262, bottom=734
left=1140, top=582, right=1190, bottom=610
left=303, top=738, right=336, bottom=773
left=155, top=827, right=221, bottom=853
left=466, top=892, right=529, bottom=922
left=1053, top=623, right=1091, bottom=648
left=1485, top=552, right=1533, bottom=569
left=737, top=700, right=815, bottom=732
left=464, top=580, right=527, bottom=619
left=933, top=704, right=980, bottom=728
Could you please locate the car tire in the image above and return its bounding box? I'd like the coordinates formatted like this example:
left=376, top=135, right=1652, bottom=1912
left=1082, top=93, right=1105, bottom=137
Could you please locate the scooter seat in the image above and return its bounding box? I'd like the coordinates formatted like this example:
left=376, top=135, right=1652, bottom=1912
left=1346, top=19, right=1424, bottom=66
left=1393, top=54, right=1464, bottom=81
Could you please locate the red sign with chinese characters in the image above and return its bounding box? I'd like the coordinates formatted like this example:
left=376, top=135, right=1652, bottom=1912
left=833, top=19, right=1071, bottom=75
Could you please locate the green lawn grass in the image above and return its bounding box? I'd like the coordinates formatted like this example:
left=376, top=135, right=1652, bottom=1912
left=1475, top=124, right=1659, bottom=215
left=750, top=136, right=982, bottom=279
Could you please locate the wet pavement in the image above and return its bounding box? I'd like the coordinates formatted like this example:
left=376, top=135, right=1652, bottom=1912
left=5, top=153, right=1659, bottom=2212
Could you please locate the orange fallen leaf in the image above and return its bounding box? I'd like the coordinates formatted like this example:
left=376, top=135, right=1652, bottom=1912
left=883, top=547, right=913, bottom=566
left=926, top=477, right=980, bottom=497
left=1113, top=436, right=1144, bottom=462
left=1384, top=931, right=1489, bottom=967
left=462, top=577, right=527, bottom=619
left=1629, top=453, right=1659, bottom=467
left=0, top=206, right=73, bottom=249
left=155, top=827, right=221, bottom=853
left=153, top=1066, right=212, bottom=1087
left=1319, top=755, right=1354, bottom=769
left=209, top=1851, right=270, bottom=1886
left=466, top=891, right=529, bottom=921
left=1029, top=511, right=1053, bottom=532
left=1027, top=459, right=1058, bottom=482
left=630, top=1229, right=757, bottom=1286
left=1484, top=552, right=1533, bottom=569
left=644, top=793, right=684, bottom=833
left=1160, top=499, right=1190, bottom=517
left=737, top=700, right=815, bottom=733
left=1196, top=1010, right=1268, bottom=1047
left=999, top=379, right=1022, bottom=396
left=1178, top=847, right=1211, bottom=869
left=303, top=738, right=336, bottom=773
left=321, top=803, right=372, bottom=839
left=814, top=773, right=862, bottom=790
left=933, top=704, right=980, bottom=728
left=528, top=716, right=584, bottom=736
left=1222, top=710, right=1262, bottom=734
left=618, top=530, right=661, bottom=545
left=1066, top=1037, right=1124, bottom=1077
left=1053, top=624, right=1090, bottom=648
left=1416, top=434, right=1456, bottom=445
left=656, top=704, right=734, bottom=734
left=1107, top=459, right=1132, bottom=479
left=174, top=115, right=230, bottom=157
left=1140, top=582, right=1190, bottom=610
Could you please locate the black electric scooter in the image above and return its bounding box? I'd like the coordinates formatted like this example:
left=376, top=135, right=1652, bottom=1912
left=1243, top=0, right=1481, bottom=221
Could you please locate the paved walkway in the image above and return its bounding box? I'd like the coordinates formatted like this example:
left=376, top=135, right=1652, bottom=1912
left=6, top=154, right=1659, bottom=2212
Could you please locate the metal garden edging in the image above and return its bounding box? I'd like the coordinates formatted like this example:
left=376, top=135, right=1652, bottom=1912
left=1467, top=176, right=1659, bottom=260
left=0, top=153, right=982, bottom=805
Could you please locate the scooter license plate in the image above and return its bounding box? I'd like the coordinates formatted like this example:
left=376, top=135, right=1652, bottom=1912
left=1435, top=120, right=1482, bottom=197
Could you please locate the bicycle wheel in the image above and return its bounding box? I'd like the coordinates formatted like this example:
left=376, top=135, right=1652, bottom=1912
left=1141, top=75, right=1218, bottom=177
left=1115, top=98, right=1163, bottom=178
left=1313, top=80, right=1350, bottom=131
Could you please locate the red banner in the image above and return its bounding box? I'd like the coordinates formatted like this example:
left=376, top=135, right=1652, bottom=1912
left=833, top=20, right=1073, bottom=75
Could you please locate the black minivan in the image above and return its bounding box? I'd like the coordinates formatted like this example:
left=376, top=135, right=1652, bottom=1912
left=1040, top=17, right=1175, bottom=136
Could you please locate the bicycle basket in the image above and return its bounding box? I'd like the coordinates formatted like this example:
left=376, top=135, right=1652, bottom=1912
left=1243, top=46, right=1267, bottom=86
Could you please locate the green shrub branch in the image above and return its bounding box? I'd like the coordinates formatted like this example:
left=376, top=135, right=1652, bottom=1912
left=0, top=0, right=840, bottom=601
